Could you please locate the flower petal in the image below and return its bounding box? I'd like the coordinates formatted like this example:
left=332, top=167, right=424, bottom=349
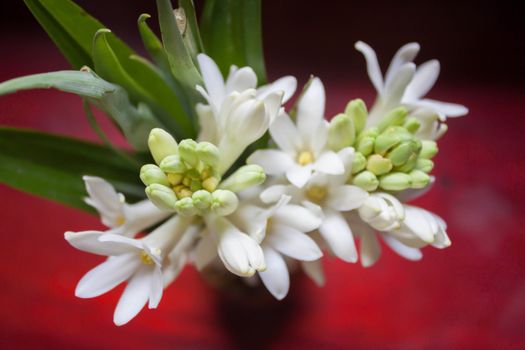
left=273, top=204, right=322, bottom=232
left=318, top=210, right=358, bottom=263
left=382, top=235, right=422, bottom=261
left=258, top=246, right=290, bottom=300
left=417, top=98, right=469, bottom=117
left=65, top=231, right=137, bottom=256
left=286, top=165, right=312, bottom=188
left=225, top=66, right=257, bottom=94
left=355, top=41, right=384, bottom=93
left=313, top=151, right=344, bottom=175
left=384, top=42, right=420, bottom=88
left=83, top=176, right=123, bottom=227
left=327, top=185, right=368, bottom=211
left=301, top=259, right=325, bottom=287
left=193, top=233, right=218, bottom=270
left=257, top=76, right=297, bottom=103
left=260, top=185, right=297, bottom=204
left=267, top=223, right=323, bottom=261
left=113, top=265, right=153, bottom=326
left=269, top=112, right=302, bottom=153
left=296, top=77, right=325, bottom=142
left=382, top=62, right=416, bottom=108
left=196, top=103, right=219, bottom=144
left=404, top=59, right=440, bottom=100
left=197, top=54, right=225, bottom=109
left=360, top=232, right=381, bottom=268
left=148, top=266, right=164, bottom=309
left=75, top=254, right=139, bottom=298
left=247, top=149, right=296, bottom=175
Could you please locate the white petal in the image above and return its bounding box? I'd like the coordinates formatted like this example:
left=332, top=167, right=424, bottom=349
left=382, top=235, right=422, bottom=261
left=113, top=266, right=152, bottom=326
left=263, top=91, right=284, bottom=123
left=327, top=185, right=368, bottom=211
left=267, top=223, right=322, bottom=261
left=75, top=254, right=139, bottom=298
left=313, top=151, right=344, bottom=175
left=247, top=149, right=296, bottom=175
left=360, top=232, right=381, bottom=268
left=196, top=103, right=219, bottom=143
left=197, top=54, right=225, bottom=110
left=83, top=176, right=122, bottom=227
left=384, top=42, right=420, bottom=87
left=296, top=77, right=326, bottom=141
left=301, top=260, right=325, bottom=287
left=64, top=231, right=137, bottom=256
left=404, top=59, right=440, bottom=100
left=354, top=41, right=384, bottom=93
left=382, top=62, right=416, bottom=107
left=225, top=66, right=257, bottom=94
left=417, top=99, right=469, bottom=117
left=257, top=76, right=297, bottom=103
left=269, top=112, right=302, bottom=153
left=318, top=210, right=358, bottom=263
left=98, top=233, right=144, bottom=250
left=400, top=206, right=435, bottom=243
left=258, top=246, right=290, bottom=300
left=148, top=266, right=163, bottom=309
left=193, top=234, right=218, bottom=270
left=286, top=165, right=312, bottom=188
left=308, top=120, right=328, bottom=156
left=260, top=185, right=297, bottom=204
left=273, top=204, right=322, bottom=232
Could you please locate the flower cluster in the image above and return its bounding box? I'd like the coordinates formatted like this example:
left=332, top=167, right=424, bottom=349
left=62, top=42, right=466, bottom=325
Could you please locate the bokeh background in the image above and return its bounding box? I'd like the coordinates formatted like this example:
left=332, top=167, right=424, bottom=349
left=0, top=0, right=524, bottom=349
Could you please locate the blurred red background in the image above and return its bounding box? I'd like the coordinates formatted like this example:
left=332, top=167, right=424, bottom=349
left=0, top=1, right=524, bottom=349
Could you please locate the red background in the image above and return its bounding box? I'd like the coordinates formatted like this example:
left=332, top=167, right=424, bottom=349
left=1, top=1, right=524, bottom=349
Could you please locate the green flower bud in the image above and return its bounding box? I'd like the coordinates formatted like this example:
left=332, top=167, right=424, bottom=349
left=159, top=154, right=186, bottom=173
left=220, top=164, right=266, bottom=193
left=394, top=152, right=419, bottom=173
left=416, top=159, right=434, bottom=173
left=344, top=99, right=368, bottom=134
left=351, top=152, right=367, bottom=174
left=352, top=170, right=379, bottom=191
left=140, top=164, right=170, bottom=186
left=409, top=170, right=430, bottom=189
left=190, top=179, right=203, bottom=192
left=148, top=128, right=178, bottom=165
left=379, top=172, right=412, bottom=191
left=202, top=176, right=220, bottom=192
left=145, top=184, right=177, bottom=210
left=327, top=113, right=356, bottom=151
left=196, top=142, right=220, bottom=167
left=178, top=139, right=199, bottom=167
left=420, top=140, right=438, bottom=159
left=377, top=107, right=408, bottom=132
left=404, top=117, right=421, bottom=134
left=386, top=140, right=421, bottom=167
left=211, top=189, right=239, bottom=216
left=192, top=190, right=212, bottom=210
left=366, top=154, right=393, bottom=175
left=174, top=197, right=197, bottom=216
left=374, top=126, right=413, bottom=155
left=356, top=136, right=375, bottom=156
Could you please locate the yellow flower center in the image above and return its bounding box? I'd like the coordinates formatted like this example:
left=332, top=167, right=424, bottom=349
left=140, top=251, right=154, bottom=265
left=297, top=151, right=314, bottom=166
left=116, top=215, right=125, bottom=226
left=306, top=185, right=327, bottom=203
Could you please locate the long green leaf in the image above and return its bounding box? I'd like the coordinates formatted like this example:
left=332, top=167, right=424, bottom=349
left=0, top=70, right=160, bottom=151
left=178, top=0, right=205, bottom=63
left=0, top=127, right=145, bottom=212
left=24, top=0, right=134, bottom=69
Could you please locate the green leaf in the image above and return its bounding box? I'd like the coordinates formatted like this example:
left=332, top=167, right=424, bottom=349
left=24, top=0, right=134, bottom=69
left=0, top=70, right=160, bottom=151
left=200, top=0, right=267, bottom=84
left=178, top=0, right=205, bottom=63
left=0, top=127, right=145, bottom=212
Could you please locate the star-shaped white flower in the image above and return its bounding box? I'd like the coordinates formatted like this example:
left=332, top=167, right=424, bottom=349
left=83, top=176, right=169, bottom=237
left=355, top=41, right=468, bottom=125
left=248, top=77, right=345, bottom=188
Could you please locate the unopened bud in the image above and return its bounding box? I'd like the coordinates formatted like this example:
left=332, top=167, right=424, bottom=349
left=416, top=159, right=434, bottom=173
left=386, top=140, right=421, bottom=167
left=377, top=107, right=408, bottom=132
left=327, top=113, right=356, bottom=151
left=174, top=197, right=197, bottom=216
left=374, top=126, right=412, bottom=155
left=178, top=139, right=199, bottom=167
left=140, top=164, right=169, bottom=186
left=351, top=152, right=367, bottom=174
left=352, top=170, right=379, bottom=191
left=404, top=117, right=421, bottom=134
left=366, top=154, right=393, bottom=175
left=344, top=99, right=367, bottom=134
left=145, top=184, right=177, bottom=210
left=409, top=170, right=430, bottom=189
left=211, top=189, right=239, bottom=216
left=420, top=140, right=438, bottom=159
left=160, top=154, right=186, bottom=173
left=148, top=128, right=178, bottom=165
left=220, top=165, right=266, bottom=193
left=379, top=172, right=412, bottom=191
left=192, top=190, right=212, bottom=210
left=196, top=142, right=220, bottom=167
left=202, top=176, right=220, bottom=192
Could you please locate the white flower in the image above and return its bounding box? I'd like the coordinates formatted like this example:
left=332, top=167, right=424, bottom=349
left=83, top=176, right=169, bottom=237
left=261, top=148, right=368, bottom=263
left=354, top=41, right=468, bottom=125
left=248, top=77, right=345, bottom=188
left=195, top=54, right=295, bottom=173
left=352, top=193, right=451, bottom=267
left=65, top=215, right=193, bottom=326
left=230, top=195, right=323, bottom=299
